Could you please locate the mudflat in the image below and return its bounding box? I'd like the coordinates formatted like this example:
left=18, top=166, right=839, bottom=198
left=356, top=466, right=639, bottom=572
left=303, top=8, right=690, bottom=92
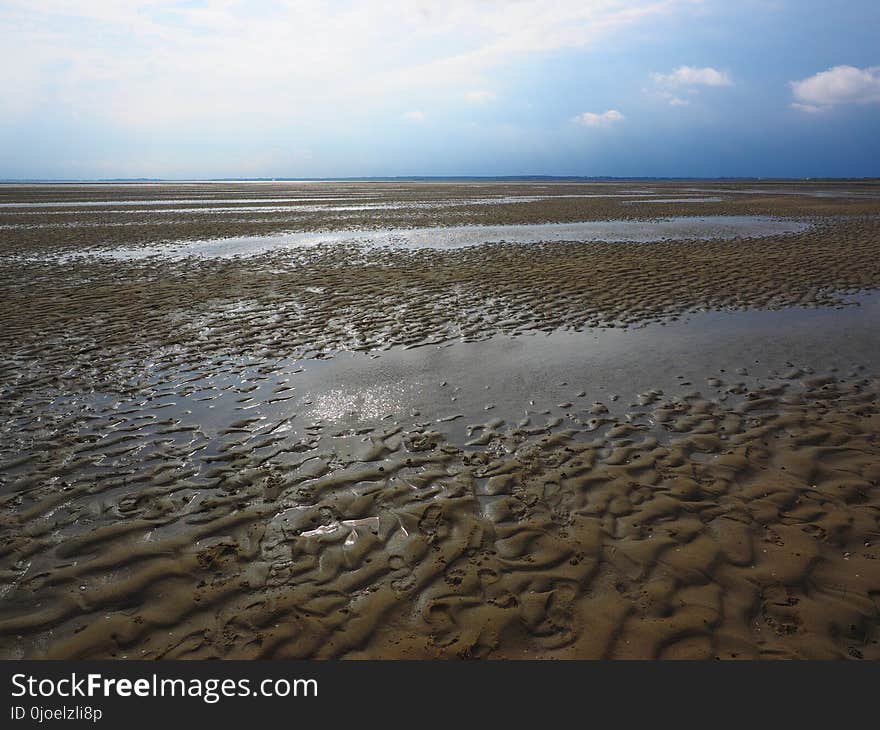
left=1, top=180, right=879, bottom=659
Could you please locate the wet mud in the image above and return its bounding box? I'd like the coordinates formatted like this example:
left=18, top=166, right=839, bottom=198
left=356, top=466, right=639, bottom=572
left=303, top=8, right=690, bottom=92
left=1, top=180, right=879, bottom=659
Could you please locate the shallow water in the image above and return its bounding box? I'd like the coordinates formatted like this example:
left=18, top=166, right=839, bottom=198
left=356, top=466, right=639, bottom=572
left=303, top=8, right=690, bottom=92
left=49, top=215, right=809, bottom=260
left=0, top=193, right=651, bottom=215
left=185, top=290, right=880, bottom=444
left=621, top=197, right=723, bottom=204
left=30, top=290, right=874, bottom=464
left=683, top=187, right=880, bottom=199
left=0, top=196, right=384, bottom=208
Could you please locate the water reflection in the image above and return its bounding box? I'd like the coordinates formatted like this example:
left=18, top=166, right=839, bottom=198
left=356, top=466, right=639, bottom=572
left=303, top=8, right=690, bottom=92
left=46, top=215, right=809, bottom=260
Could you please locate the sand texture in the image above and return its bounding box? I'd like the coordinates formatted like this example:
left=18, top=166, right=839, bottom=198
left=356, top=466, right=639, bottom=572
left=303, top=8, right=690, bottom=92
left=1, top=180, right=879, bottom=659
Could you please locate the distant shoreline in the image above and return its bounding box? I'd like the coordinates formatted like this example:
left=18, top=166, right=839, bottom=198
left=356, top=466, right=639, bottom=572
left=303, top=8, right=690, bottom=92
left=3, top=176, right=880, bottom=184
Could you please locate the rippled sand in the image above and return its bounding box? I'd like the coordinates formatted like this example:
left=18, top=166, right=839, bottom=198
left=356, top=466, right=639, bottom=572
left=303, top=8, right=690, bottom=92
left=1, top=180, right=879, bottom=659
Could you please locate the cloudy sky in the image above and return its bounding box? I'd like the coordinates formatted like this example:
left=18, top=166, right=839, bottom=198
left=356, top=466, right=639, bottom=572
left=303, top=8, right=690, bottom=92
left=1, top=0, right=878, bottom=179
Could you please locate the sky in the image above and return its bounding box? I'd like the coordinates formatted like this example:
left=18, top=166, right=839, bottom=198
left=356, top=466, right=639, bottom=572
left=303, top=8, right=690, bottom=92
left=0, top=0, right=878, bottom=179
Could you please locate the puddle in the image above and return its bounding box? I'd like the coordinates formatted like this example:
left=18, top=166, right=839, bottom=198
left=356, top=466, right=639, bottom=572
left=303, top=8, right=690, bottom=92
left=47, top=216, right=809, bottom=260
left=621, top=197, right=723, bottom=204
left=37, top=289, right=877, bottom=454
left=264, top=289, right=880, bottom=441
left=683, top=187, right=880, bottom=199
left=0, top=196, right=385, bottom=208
left=0, top=193, right=650, bottom=216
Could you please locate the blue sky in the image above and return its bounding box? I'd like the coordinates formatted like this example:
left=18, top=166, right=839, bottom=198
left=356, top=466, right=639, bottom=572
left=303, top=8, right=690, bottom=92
left=1, top=0, right=878, bottom=179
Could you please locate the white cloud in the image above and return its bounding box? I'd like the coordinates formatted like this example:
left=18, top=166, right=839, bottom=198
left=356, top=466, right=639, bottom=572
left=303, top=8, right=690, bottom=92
left=465, top=90, right=496, bottom=103
left=790, top=102, right=825, bottom=114
left=651, top=65, right=732, bottom=87
left=403, top=110, right=427, bottom=122
left=0, top=0, right=696, bottom=130
left=648, top=65, right=731, bottom=105
left=573, top=109, right=625, bottom=127
left=790, top=65, right=880, bottom=111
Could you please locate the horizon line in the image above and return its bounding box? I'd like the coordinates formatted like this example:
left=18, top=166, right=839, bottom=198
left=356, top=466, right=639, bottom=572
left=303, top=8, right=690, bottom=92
left=3, top=175, right=880, bottom=184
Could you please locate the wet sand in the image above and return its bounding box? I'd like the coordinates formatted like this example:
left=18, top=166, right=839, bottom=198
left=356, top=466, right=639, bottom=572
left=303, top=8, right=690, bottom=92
left=1, top=180, right=879, bottom=659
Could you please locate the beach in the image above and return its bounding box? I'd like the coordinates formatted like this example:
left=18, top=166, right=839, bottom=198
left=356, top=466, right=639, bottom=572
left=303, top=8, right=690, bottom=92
left=1, top=180, right=879, bottom=659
